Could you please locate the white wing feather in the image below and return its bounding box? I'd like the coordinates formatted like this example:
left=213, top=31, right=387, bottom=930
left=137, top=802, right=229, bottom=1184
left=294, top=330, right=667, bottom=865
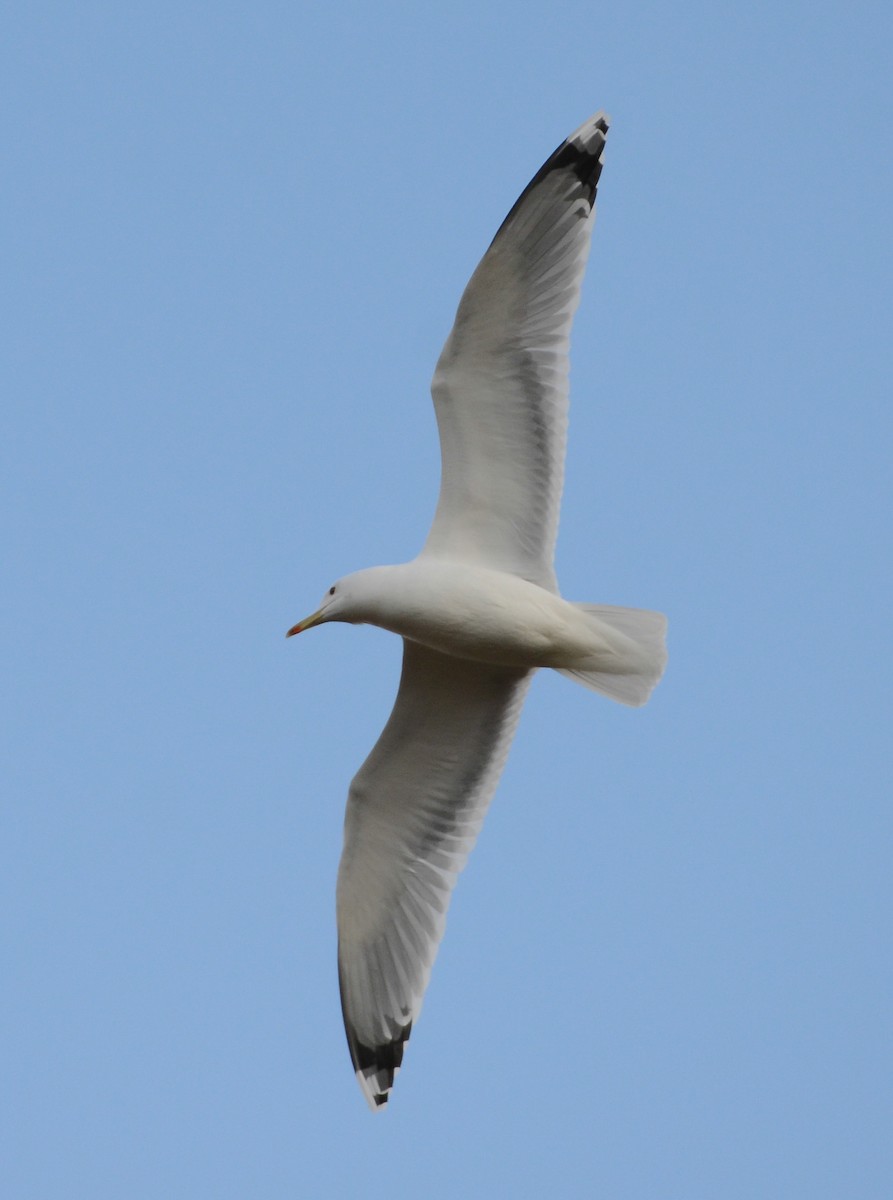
left=422, top=112, right=610, bottom=590
left=336, top=640, right=531, bottom=1108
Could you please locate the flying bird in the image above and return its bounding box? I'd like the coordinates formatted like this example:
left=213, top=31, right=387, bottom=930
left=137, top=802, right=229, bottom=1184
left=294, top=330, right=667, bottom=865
left=287, top=113, right=666, bottom=1109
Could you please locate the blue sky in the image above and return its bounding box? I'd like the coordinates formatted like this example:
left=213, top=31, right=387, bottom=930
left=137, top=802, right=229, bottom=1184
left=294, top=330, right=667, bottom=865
left=3, top=2, right=891, bottom=1196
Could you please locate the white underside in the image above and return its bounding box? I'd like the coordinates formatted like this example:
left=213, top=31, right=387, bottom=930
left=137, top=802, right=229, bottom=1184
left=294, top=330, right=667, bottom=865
left=350, top=559, right=667, bottom=704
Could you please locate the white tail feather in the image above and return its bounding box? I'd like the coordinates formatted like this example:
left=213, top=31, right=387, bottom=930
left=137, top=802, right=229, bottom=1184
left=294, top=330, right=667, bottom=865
left=556, top=605, right=668, bottom=707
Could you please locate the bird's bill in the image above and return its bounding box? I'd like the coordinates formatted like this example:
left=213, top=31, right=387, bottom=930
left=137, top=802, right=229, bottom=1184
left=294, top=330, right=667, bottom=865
left=285, top=608, right=325, bottom=637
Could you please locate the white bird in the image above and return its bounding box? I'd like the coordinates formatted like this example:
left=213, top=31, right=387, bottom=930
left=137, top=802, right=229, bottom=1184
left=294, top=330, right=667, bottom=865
left=287, top=113, right=666, bottom=1109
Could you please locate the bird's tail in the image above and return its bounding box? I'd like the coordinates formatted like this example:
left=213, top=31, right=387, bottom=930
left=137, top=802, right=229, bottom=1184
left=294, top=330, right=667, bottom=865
left=556, top=604, right=668, bottom=707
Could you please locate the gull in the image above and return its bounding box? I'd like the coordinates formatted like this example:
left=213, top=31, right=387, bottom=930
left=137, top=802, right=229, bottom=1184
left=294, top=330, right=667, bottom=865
left=287, top=113, right=666, bottom=1109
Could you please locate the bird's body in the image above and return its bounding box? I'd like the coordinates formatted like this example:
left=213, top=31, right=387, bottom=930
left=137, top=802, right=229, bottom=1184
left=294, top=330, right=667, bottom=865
left=313, top=560, right=660, bottom=677
left=287, top=112, right=667, bottom=1108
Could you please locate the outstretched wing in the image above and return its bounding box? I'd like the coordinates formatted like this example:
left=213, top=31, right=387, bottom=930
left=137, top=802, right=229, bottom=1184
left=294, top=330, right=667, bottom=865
left=421, top=113, right=610, bottom=590
left=336, top=640, right=532, bottom=1109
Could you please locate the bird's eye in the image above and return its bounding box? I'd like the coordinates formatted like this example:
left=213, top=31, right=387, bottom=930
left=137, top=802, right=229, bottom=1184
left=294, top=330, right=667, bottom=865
left=329, top=586, right=336, bottom=595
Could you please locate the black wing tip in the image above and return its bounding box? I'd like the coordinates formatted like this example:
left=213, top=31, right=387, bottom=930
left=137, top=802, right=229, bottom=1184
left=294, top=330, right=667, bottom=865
left=537, top=111, right=610, bottom=209
left=338, top=955, right=415, bottom=1109
left=491, top=111, right=610, bottom=244
left=348, top=1022, right=413, bottom=1111
left=565, top=111, right=610, bottom=203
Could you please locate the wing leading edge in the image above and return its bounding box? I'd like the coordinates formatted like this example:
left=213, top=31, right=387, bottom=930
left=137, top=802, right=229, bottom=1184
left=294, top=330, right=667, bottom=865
left=422, top=113, right=610, bottom=589
left=336, top=640, right=531, bottom=1107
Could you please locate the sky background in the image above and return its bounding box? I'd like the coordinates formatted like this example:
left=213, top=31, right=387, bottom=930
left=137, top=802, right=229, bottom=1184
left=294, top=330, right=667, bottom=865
left=3, top=2, right=891, bottom=1196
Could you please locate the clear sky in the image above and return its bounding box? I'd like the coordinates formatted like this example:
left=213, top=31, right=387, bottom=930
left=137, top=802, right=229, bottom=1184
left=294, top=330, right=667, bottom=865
left=3, top=2, right=891, bottom=1196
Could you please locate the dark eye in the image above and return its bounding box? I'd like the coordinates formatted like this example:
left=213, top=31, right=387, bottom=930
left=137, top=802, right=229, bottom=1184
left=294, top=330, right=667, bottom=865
left=329, top=586, right=336, bottom=595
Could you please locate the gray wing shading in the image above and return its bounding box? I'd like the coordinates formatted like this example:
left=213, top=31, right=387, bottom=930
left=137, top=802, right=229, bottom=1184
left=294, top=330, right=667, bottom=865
left=421, top=112, right=610, bottom=590
left=336, top=640, right=532, bottom=1109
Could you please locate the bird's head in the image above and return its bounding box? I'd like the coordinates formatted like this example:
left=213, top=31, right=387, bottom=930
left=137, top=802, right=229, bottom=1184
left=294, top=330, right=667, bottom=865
left=286, top=580, right=349, bottom=637
left=286, top=569, right=388, bottom=637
